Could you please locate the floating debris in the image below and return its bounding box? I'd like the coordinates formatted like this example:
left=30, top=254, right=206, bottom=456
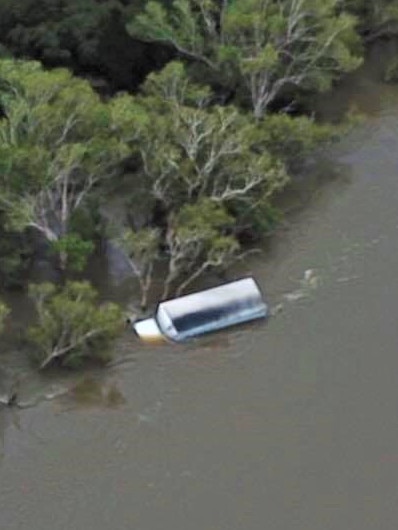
left=283, top=269, right=321, bottom=303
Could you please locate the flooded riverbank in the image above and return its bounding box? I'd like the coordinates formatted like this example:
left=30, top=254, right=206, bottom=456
left=2, top=46, right=398, bottom=529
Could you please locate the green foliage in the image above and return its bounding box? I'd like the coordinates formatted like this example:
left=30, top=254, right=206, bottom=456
left=105, top=60, right=292, bottom=297
left=0, top=58, right=129, bottom=269
left=141, top=60, right=211, bottom=106
left=117, top=227, right=160, bottom=308
left=27, top=281, right=123, bottom=369
left=0, top=0, right=373, bottom=354
left=235, top=198, right=282, bottom=239
left=108, top=92, right=151, bottom=152
left=50, top=233, right=94, bottom=272
left=128, top=0, right=363, bottom=116
left=249, top=114, right=337, bottom=168
left=175, top=198, right=233, bottom=237
left=163, top=199, right=240, bottom=297
left=0, top=59, right=114, bottom=147
left=134, top=63, right=289, bottom=213
left=118, top=227, right=160, bottom=267
left=0, top=45, right=349, bottom=307
left=221, top=0, right=363, bottom=117
left=127, top=0, right=213, bottom=62
left=0, top=204, right=34, bottom=286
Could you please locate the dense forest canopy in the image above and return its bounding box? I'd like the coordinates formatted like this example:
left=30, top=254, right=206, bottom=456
left=0, top=0, right=397, bottom=369
left=0, top=0, right=396, bottom=88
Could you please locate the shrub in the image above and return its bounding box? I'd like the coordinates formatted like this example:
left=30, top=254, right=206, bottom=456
left=27, top=281, right=123, bottom=369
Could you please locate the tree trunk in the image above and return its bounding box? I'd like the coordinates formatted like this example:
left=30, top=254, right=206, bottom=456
left=140, top=286, right=148, bottom=311
left=175, top=263, right=208, bottom=297
left=161, top=277, right=173, bottom=301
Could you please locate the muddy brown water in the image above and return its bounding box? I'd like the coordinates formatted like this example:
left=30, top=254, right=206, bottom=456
left=2, top=47, right=398, bottom=529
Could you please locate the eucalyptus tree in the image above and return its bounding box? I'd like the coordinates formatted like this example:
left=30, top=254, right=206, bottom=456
left=28, top=281, right=123, bottom=369
left=162, top=199, right=240, bottom=299
left=137, top=61, right=289, bottom=209
left=116, top=227, right=161, bottom=309
left=128, top=0, right=363, bottom=117
left=219, top=0, right=362, bottom=118
left=0, top=59, right=129, bottom=270
left=116, top=62, right=289, bottom=299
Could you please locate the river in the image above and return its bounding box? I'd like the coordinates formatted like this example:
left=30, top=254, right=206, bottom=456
left=1, top=45, right=398, bottom=529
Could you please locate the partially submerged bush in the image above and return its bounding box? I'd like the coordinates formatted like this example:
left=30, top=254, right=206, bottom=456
left=27, top=281, right=123, bottom=369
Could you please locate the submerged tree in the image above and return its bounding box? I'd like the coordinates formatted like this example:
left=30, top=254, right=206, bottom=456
left=105, top=61, right=337, bottom=302
left=117, top=62, right=290, bottom=299
left=116, top=227, right=161, bottom=310
left=219, top=0, right=362, bottom=118
left=137, top=63, right=289, bottom=209
left=162, top=199, right=240, bottom=299
left=128, top=0, right=363, bottom=117
left=27, top=281, right=123, bottom=369
left=0, top=59, right=129, bottom=269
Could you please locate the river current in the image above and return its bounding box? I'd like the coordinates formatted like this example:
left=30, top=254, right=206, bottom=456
left=1, top=45, right=398, bottom=529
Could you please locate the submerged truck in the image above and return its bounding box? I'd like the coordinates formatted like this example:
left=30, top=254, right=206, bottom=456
left=130, top=277, right=268, bottom=343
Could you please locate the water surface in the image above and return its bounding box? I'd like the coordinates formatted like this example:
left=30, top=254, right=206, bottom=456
left=1, top=51, right=398, bottom=530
